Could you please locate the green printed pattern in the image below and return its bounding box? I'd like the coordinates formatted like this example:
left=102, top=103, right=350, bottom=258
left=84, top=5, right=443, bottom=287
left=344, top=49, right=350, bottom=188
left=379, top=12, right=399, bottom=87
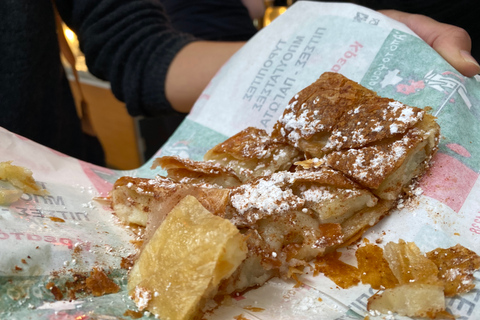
left=362, top=30, right=480, bottom=172
left=135, top=118, right=229, bottom=178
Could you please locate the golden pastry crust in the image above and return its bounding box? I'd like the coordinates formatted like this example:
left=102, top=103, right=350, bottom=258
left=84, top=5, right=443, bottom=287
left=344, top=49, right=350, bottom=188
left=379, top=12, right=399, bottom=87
left=272, top=72, right=374, bottom=156
left=112, top=72, right=441, bottom=319
left=128, top=196, right=247, bottom=320
left=204, top=127, right=301, bottom=181
left=152, top=156, right=242, bottom=188
left=111, top=176, right=230, bottom=229
left=271, top=72, right=429, bottom=160
left=325, top=114, right=439, bottom=199
left=323, top=98, right=424, bottom=152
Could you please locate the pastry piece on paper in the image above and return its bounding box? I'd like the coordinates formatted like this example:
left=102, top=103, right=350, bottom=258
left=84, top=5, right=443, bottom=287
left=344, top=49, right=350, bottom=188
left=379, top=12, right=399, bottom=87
left=128, top=195, right=247, bottom=320
left=110, top=71, right=442, bottom=316
left=426, top=244, right=480, bottom=297
left=204, top=127, right=301, bottom=182
left=272, top=71, right=372, bottom=157
left=273, top=72, right=439, bottom=200
left=324, top=113, right=439, bottom=200
left=366, top=240, right=480, bottom=319
left=110, top=176, right=230, bottom=230
left=0, top=161, right=48, bottom=205
left=152, top=156, right=242, bottom=188
left=272, top=72, right=425, bottom=157
left=367, top=283, right=447, bottom=319
left=224, top=168, right=378, bottom=279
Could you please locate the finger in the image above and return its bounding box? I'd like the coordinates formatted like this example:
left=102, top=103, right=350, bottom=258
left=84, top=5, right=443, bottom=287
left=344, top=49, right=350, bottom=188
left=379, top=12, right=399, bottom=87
left=380, top=10, right=480, bottom=77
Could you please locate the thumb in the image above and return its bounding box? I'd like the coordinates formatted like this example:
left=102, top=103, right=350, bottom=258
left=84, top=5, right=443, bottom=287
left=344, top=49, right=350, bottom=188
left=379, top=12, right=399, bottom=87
left=380, top=10, right=480, bottom=77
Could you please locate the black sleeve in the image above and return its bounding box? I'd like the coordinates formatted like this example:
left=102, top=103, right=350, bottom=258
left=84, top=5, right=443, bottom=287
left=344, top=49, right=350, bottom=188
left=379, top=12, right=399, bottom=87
left=55, top=0, right=196, bottom=116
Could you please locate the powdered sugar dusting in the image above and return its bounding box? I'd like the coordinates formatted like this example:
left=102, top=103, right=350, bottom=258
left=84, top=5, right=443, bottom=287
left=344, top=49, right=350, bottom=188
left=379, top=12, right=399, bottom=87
left=278, top=101, right=324, bottom=146
left=230, top=171, right=304, bottom=222
left=132, top=286, right=152, bottom=311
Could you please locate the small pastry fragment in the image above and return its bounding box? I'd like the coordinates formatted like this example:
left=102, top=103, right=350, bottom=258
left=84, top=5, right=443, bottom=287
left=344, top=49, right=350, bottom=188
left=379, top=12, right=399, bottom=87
left=366, top=241, right=480, bottom=319
left=128, top=196, right=247, bottom=320
left=383, top=239, right=442, bottom=286
left=367, top=239, right=447, bottom=318
left=204, top=127, right=301, bottom=182
left=355, top=242, right=399, bottom=290
left=426, top=243, right=480, bottom=296
left=0, top=161, right=48, bottom=205
left=367, top=283, right=447, bottom=319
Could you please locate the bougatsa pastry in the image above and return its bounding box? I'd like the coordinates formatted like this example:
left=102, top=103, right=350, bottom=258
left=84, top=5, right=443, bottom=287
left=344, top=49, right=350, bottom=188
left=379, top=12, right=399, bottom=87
left=365, top=240, right=480, bottom=319
left=110, top=72, right=441, bottom=317
left=204, top=126, right=302, bottom=182
left=272, top=72, right=439, bottom=200
left=128, top=195, right=247, bottom=320
left=110, top=175, right=230, bottom=240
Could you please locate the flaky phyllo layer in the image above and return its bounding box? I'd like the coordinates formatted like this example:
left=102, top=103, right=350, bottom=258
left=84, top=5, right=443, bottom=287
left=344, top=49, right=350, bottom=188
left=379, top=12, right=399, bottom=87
left=110, top=72, right=440, bottom=320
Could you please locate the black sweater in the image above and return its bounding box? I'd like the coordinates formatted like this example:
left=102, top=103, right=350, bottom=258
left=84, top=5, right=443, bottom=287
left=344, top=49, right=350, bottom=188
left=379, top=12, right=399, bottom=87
left=0, top=0, right=195, bottom=165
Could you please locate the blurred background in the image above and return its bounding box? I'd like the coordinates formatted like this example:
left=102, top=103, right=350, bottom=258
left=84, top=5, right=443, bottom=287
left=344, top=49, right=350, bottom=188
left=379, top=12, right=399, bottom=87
left=62, top=0, right=292, bottom=170
left=62, top=0, right=478, bottom=169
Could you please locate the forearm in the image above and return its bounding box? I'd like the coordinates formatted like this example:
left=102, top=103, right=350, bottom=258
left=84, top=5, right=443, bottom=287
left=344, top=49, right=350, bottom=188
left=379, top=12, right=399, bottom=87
left=165, top=41, right=245, bottom=113
left=58, top=0, right=196, bottom=116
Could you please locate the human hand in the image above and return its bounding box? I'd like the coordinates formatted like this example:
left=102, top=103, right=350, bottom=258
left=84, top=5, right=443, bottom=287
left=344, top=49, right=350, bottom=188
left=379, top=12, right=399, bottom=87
left=379, top=10, right=480, bottom=77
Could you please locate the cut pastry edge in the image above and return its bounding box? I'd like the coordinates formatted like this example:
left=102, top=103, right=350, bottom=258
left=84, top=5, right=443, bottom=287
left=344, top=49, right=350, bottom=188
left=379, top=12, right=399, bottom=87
left=204, top=127, right=302, bottom=182
left=127, top=195, right=247, bottom=320
left=110, top=176, right=231, bottom=246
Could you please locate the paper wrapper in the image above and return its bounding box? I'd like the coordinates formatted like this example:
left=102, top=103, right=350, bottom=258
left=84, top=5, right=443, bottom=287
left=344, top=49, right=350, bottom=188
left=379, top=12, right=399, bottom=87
left=1, top=2, right=480, bottom=319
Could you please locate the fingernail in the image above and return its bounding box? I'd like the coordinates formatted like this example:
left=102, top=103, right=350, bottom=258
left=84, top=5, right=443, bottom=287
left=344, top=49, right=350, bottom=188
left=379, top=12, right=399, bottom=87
left=460, top=50, right=480, bottom=68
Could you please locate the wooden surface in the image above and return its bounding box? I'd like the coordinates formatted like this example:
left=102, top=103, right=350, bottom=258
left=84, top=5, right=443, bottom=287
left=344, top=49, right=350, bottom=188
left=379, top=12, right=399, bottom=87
left=69, top=81, right=142, bottom=170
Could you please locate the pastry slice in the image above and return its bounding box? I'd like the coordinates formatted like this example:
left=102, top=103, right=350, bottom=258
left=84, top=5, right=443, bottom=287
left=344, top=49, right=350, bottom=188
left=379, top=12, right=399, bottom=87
left=128, top=195, right=247, bottom=320
left=110, top=176, right=230, bottom=229
left=224, top=168, right=378, bottom=278
left=204, top=127, right=301, bottom=182
left=271, top=72, right=378, bottom=157
left=272, top=72, right=439, bottom=200
left=324, top=113, right=439, bottom=200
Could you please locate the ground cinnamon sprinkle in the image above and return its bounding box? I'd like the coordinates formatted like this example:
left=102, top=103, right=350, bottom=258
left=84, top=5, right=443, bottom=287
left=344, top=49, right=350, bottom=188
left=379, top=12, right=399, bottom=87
left=65, top=273, right=88, bottom=300
left=46, top=282, right=64, bottom=300
left=85, top=267, right=120, bottom=297
left=120, top=255, right=136, bottom=270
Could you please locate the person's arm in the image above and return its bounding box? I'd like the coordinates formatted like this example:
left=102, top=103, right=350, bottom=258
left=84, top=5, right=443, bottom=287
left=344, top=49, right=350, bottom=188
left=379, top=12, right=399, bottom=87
left=165, top=9, right=480, bottom=113
left=57, top=0, right=197, bottom=117
left=380, top=9, right=480, bottom=77
left=165, top=41, right=245, bottom=113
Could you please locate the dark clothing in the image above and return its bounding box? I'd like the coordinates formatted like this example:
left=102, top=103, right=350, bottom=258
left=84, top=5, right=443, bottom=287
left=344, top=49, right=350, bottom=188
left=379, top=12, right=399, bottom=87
left=160, top=0, right=258, bottom=41
left=0, top=0, right=195, bottom=165
left=136, top=0, right=258, bottom=161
